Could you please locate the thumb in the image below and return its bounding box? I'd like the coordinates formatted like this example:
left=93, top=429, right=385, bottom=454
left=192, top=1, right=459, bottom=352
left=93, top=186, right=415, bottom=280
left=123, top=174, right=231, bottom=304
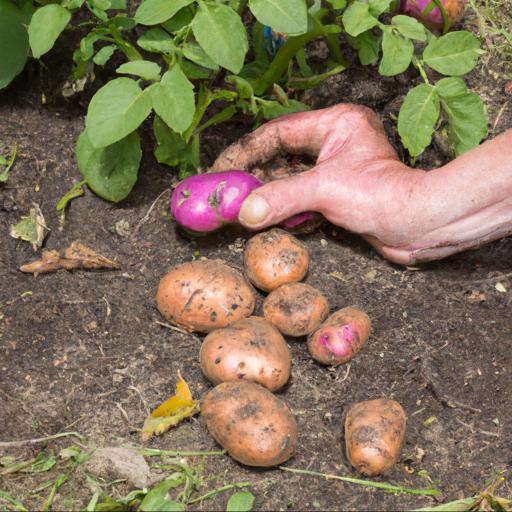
left=239, top=168, right=322, bottom=229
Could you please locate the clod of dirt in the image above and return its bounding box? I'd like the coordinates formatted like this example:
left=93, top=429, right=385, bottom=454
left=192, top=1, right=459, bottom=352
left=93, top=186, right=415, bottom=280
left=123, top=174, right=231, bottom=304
left=19, top=241, right=119, bottom=274
left=84, top=447, right=151, bottom=489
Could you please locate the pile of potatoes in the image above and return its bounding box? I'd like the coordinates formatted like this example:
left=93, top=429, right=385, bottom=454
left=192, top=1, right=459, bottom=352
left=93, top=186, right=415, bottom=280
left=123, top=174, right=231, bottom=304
left=156, top=229, right=406, bottom=475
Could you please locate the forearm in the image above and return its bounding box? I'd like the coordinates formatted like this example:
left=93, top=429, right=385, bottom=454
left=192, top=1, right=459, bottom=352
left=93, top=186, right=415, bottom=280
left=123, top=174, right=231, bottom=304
left=380, top=130, right=512, bottom=263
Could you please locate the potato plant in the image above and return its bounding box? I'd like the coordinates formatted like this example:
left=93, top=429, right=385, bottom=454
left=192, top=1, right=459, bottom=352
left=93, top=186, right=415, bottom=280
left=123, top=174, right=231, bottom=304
left=0, top=0, right=488, bottom=202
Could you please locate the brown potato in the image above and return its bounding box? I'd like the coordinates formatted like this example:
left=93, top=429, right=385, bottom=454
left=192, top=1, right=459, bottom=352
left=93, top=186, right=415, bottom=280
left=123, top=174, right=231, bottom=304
left=156, top=259, right=255, bottom=333
left=200, top=317, right=291, bottom=392
left=244, top=228, right=309, bottom=292
left=202, top=381, right=298, bottom=467
left=307, top=307, right=371, bottom=366
left=345, top=399, right=407, bottom=476
left=263, top=283, right=329, bottom=337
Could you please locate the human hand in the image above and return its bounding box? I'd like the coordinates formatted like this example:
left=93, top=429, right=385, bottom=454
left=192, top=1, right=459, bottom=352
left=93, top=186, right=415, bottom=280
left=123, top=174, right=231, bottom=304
left=213, top=104, right=425, bottom=264
left=213, top=104, right=512, bottom=265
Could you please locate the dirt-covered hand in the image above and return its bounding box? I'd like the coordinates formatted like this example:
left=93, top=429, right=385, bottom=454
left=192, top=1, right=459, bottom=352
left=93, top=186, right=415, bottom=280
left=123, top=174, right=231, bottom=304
left=213, top=104, right=512, bottom=265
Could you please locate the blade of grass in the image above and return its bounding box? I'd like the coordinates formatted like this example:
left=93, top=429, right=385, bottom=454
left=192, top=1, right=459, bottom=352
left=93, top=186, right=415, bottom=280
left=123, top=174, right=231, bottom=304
left=42, top=473, right=71, bottom=512
left=139, top=448, right=226, bottom=457
left=0, top=431, right=86, bottom=449
left=187, top=482, right=253, bottom=505
left=279, top=467, right=439, bottom=496
left=0, top=490, right=28, bottom=512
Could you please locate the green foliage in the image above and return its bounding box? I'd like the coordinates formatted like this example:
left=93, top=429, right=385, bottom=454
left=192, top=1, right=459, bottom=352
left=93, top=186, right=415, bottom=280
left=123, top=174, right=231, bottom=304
left=226, top=491, right=255, bottom=511
left=248, top=0, right=307, bottom=35
left=0, top=0, right=30, bottom=88
left=76, top=131, right=142, bottom=202
left=0, top=0, right=488, bottom=201
left=85, top=78, right=152, bottom=148
left=28, top=4, right=71, bottom=58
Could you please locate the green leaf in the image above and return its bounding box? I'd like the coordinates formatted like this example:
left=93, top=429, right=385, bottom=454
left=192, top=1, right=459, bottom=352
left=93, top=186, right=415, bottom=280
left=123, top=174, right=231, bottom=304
left=192, top=3, right=248, bottom=74
left=76, top=130, right=141, bottom=202
left=435, top=77, right=467, bottom=98
left=348, top=31, right=379, bottom=65
left=28, top=4, right=71, bottom=59
left=79, top=28, right=109, bottom=60
left=135, top=0, right=193, bottom=26
left=62, top=0, right=85, bottom=10
left=423, top=31, right=483, bottom=76
left=180, top=60, right=212, bottom=79
left=109, top=0, right=126, bottom=8
left=248, top=0, right=307, bottom=35
left=151, top=64, right=195, bottom=134
left=287, top=64, right=346, bottom=90
left=441, top=91, right=487, bottom=156
left=0, top=143, right=17, bottom=183
left=327, top=0, right=346, bottom=9
left=413, top=497, right=476, bottom=512
left=342, top=2, right=379, bottom=37
left=182, top=43, right=219, bottom=70
left=398, top=84, right=440, bottom=157
left=93, top=45, right=116, bottom=65
left=226, top=491, right=255, bottom=512
left=368, top=0, right=392, bottom=17
left=0, top=0, right=30, bottom=88
left=85, top=77, right=152, bottom=148
left=153, top=116, right=199, bottom=170
left=116, top=60, right=161, bottom=81
left=379, top=30, right=413, bottom=76
left=137, top=28, right=175, bottom=53
left=392, top=15, right=426, bottom=41
left=161, top=7, right=194, bottom=33
left=139, top=476, right=185, bottom=512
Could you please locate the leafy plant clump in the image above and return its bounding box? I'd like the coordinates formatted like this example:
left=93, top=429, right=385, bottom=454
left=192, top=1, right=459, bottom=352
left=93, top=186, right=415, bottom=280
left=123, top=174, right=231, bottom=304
left=1, top=0, right=488, bottom=202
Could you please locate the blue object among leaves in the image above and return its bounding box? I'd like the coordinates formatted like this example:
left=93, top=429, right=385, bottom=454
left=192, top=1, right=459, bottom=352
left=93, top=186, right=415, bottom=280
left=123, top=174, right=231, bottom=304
left=263, top=25, right=287, bottom=57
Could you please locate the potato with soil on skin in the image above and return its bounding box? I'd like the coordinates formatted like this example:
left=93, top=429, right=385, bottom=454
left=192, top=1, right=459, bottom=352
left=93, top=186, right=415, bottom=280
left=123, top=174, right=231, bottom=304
left=156, top=259, right=255, bottom=333
left=202, top=381, right=298, bottom=467
left=244, top=228, right=309, bottom=292
left=200, top=317, right=291, bottom=392
left=345, top=399, right=407, bottom=476
left=308, top=307, right=371, bottom=366
left=263, top=282, right=329, bottom=337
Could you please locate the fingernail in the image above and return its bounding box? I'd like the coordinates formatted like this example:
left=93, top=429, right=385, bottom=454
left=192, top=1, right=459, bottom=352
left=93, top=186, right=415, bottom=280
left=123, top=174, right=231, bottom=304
left=239, top=194, right=271, bottom=227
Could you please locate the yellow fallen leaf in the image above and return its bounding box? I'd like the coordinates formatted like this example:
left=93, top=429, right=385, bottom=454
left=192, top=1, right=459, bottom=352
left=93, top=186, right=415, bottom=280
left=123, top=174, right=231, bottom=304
left=141, top=371, right=199, bottom=442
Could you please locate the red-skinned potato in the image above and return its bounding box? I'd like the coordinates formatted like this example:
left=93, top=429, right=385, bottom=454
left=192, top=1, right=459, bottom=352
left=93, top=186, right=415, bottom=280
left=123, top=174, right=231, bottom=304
left=263, top=283, right=329, bottom=336
left=244, top=228, right=309, bottom=292
left=156, top=259, right=255, bottom=333
left=202, top=381, right=298, bottom=467
left=345, top=399, right=407, bottom=476
left=200, top=317, right=291, bottom=392
left=308, top=307, right=371, bottom=366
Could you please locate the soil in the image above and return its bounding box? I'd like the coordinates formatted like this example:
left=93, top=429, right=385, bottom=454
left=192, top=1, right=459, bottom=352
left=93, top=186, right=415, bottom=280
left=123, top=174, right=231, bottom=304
left=1, top=5, right=512, bottom=511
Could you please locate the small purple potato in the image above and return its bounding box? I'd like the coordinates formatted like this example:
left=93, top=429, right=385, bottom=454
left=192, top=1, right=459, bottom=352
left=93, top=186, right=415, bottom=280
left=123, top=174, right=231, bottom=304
left=202, top=381, right=298, bottom=467
left=156, top=259, right=255, bottom=333
left=345, top=399, right=407, bottom=476
left=307, top=307, right=371, bottom=366
left=171, top=171, right=262, bottom=234
left=263, top=283, right=329, bottom=336
left=244, top=228, right=309, bottom=292
left=399, top=0, right=465, bottom=29
left=200, top=317, right=291, bottom=392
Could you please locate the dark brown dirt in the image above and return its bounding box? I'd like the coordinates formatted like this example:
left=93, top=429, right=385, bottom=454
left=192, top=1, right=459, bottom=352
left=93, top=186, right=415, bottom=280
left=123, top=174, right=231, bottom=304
left=1, top=6, right=512, bottom=511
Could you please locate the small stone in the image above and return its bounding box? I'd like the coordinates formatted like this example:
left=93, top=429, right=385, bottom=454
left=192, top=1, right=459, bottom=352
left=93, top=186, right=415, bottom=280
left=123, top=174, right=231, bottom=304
left=85, top=447, right=151, bottom=488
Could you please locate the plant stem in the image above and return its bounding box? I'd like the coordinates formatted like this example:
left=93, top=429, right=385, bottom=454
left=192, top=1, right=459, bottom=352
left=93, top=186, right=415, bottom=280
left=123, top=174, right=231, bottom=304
left=108, top=23, right=142, bottom=61
left=139, top=448, right=226, bottom=457
left=187, top=482, right=253, bottom=504
left=0, top=431, right=85, bottom=449
left=413, top=57, right=430, bottom=84
left=279, top=467, right=439, bottom=496
left=428, top=0, right=450, bottom=34
left=237, top=0, right=248, bottom=16
left=254, top=26, right=332, bottom=95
